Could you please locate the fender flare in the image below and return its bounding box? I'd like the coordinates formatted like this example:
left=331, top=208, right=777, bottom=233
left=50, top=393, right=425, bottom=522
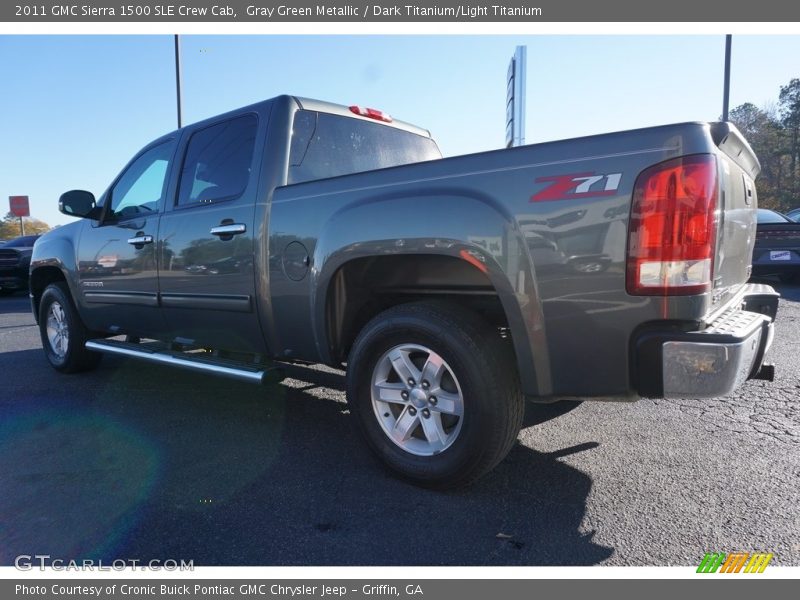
left=29, top=231, right=80, bottom=319
left=312, top=189, right=552, bottom=397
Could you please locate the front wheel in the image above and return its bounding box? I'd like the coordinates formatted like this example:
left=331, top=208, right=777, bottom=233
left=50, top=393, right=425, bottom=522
left=38, top=282, right=102, bottom=373
left=346, top=301, right=524, bottom=489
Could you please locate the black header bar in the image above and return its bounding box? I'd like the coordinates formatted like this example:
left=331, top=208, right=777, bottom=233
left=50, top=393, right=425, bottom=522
left=3, top=0, right=800, bottom=22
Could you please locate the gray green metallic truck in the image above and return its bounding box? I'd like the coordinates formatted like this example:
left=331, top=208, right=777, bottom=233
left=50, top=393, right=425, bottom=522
left=30, top=95, right=779, bottom=488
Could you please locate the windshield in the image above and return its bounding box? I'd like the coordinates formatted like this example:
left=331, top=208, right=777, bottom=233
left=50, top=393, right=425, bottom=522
left=757, top=209, right=791, bottom=224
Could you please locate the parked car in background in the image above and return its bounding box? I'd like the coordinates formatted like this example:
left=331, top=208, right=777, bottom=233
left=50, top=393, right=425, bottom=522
left=785, top=207, right=800, bottom=222
left=751, top=209, right=800, bottom=282
left=0, top=234, right=41, bottom=295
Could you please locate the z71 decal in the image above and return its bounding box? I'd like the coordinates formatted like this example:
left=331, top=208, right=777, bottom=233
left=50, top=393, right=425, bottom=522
left=532, top=172, right=622, bottom=202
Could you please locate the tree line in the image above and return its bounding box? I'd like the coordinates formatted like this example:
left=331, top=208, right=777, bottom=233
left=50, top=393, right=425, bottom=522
left=729, top=78, right=800, bottom=213
left=0, top=212, right=51, bottom=240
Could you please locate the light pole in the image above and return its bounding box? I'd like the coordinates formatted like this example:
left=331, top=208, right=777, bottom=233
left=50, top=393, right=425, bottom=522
left=722, top=35, right=732, bottom=121
left=175, top=34, right=183, bottom=128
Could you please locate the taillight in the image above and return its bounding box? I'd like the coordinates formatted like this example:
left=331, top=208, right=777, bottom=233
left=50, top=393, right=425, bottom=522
left=349, top=105, right=393, bottom=123
left=626, top=154, right=718, bottom=295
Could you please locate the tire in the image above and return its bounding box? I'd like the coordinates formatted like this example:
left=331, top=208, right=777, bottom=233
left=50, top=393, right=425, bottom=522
left=346, top=301, right=524, bottom=489
left=38, top=282, right=102, bottom=373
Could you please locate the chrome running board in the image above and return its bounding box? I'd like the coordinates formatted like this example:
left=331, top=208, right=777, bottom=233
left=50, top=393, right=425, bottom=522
left=85, top=339, right=283, bottom=385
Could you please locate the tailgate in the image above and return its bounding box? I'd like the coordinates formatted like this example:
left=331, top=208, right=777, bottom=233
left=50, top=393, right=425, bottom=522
left=710, top=123, right=761, bottom=309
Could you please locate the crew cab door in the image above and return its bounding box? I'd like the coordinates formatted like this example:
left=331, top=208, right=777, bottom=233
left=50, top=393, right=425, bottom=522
left=157, top=111, right=266, bottom=353
left=76, top=137, right=176, bottom=337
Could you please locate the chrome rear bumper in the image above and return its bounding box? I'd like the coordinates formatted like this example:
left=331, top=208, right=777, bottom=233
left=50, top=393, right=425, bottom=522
left=633, top=283, right=779, bottom=398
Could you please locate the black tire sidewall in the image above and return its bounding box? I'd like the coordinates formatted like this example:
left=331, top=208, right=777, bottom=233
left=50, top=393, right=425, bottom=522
left=38, top=283, right=84, bottom=371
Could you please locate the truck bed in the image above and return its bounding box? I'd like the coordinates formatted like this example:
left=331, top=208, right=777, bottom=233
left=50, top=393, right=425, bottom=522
left=267, top=121, right=759, bottom=398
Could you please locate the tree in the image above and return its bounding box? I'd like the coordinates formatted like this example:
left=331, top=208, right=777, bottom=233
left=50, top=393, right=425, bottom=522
left=778, top=78, right=800, bottom=205
left=728, top=103, right=789, bottom=211
left=729, top=102, right=766, bottom=136
left=0, top=212, right=51, bottom=240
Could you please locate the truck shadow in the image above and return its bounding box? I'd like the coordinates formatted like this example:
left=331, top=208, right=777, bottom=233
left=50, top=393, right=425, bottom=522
left=0, top=353, right=613, bottom=566
left=0, top=293, right=32, bottom=315
left=523, top=399, right=582, bottom=428
left=750, top=276, right=800, bottom=303
left=282, top=363, right=583, bottom=430
left=775, top=282, right=800, bottom=303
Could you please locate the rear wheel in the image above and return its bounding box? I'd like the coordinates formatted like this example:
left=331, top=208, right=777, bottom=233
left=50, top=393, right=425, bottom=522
left=346, top=301, right=524, bottom=489
left=38, top=282, right=102, bottom=373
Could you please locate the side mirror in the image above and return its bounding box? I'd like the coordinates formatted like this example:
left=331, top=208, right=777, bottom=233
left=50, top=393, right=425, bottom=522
left=59, top=190, right=101, bottom=219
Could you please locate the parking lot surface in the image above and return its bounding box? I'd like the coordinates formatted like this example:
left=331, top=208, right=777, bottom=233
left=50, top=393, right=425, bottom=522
left=1, top=283, right=798, bottom=566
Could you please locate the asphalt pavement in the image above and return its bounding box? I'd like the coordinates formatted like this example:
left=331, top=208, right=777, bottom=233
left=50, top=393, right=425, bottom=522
left=0, top=283, right=798, bottom=566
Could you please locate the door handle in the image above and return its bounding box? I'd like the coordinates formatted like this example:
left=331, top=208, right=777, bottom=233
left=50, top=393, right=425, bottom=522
left=210, top=223, right=247, bottom=238
left=127, top=234, right=154, bottom=246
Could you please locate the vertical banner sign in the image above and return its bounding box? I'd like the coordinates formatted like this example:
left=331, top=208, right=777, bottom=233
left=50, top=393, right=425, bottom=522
left=9, top=195, right=30, bottom=217
left=506, top=45, right=526, bottom=148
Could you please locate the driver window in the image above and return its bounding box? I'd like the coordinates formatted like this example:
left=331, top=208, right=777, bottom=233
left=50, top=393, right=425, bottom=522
left=108, top=140, right=174, bottom=220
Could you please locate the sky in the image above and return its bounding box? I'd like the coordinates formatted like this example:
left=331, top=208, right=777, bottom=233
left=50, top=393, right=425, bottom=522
left=1, top=34, right=799, bottom=227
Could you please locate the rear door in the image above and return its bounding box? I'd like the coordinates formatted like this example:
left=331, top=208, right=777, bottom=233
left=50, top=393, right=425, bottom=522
left=76, top=137, right=176, bottom=336
left=157, top=110, right=266, bottom=353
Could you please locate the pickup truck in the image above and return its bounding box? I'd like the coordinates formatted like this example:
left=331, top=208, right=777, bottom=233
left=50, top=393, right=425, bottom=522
left=0, top=235, right=41, bottom=295
left=30, top=95, right=779, bottom=488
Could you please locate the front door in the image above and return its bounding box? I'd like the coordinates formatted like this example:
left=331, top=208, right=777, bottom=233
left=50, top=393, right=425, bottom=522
left=76, top=138, right=176, bottom=337
left=157, top=112, right=265, bottom=353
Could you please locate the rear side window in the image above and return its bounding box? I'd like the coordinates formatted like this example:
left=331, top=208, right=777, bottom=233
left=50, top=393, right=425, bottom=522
left=288, top=110, right=441, bottom=185
left=178, top=114, right=258, bottom=206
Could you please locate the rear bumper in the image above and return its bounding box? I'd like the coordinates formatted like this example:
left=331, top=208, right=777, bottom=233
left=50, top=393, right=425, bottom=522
left=633, top=283, right=779, bottom=398
left=751, top=248, right=800, bottom=276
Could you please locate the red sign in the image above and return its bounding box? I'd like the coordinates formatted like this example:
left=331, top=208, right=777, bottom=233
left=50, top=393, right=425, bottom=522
left=9, top=196, right=30, bottom=218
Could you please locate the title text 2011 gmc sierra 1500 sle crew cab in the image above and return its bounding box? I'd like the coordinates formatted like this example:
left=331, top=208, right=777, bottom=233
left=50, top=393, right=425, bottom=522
left=30, top=95, right=779, bottom=488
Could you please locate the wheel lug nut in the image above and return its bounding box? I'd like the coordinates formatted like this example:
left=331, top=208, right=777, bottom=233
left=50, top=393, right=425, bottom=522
left=422, top=409, right=430, bottom=418
left=429, top=396, right=437, bottom=405
left=407, top=378, right=416, bottom=386
left=401, top=391, right=409, bottom=400
left=408, top=407, right=417, bottom=416
left=421, top=380, right=430, bottom=389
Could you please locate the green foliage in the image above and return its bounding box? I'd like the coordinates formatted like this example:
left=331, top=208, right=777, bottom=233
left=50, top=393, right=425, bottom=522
left=729, top=77, right=800, bottom=213
left=0, top=212, right=51, bottom=241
